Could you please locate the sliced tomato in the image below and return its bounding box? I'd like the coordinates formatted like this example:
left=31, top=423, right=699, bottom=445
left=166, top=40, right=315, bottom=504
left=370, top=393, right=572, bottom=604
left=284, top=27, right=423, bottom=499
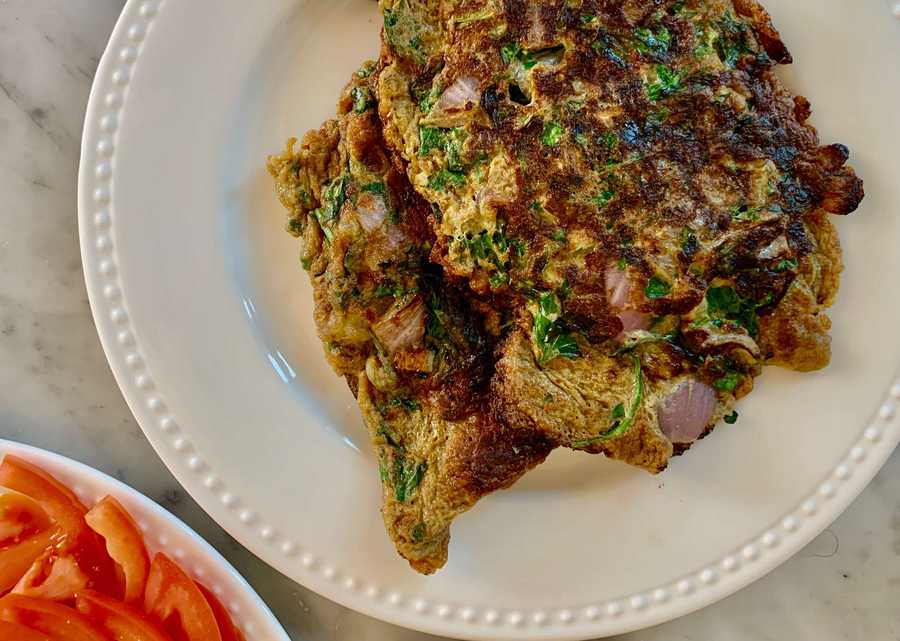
left=13, top=547, right=90, bottom=601
left=195, top=584, right=245, bottom=641
left=0, top=456, right=120, bottom=598
left=85, top=497, right=149, bottom=604
left=144, top=554, right=222, bottom=641
left=77, top=590, right=174, bottom=641
left=0, top=492, right=52, bottom=544
left=0, top=528, right=56, bottom=595
left=0, top=620, right=54, bottom=641
left=0, top=457, right=87, bottom=535
left=0, top=593, right=110, bottom=641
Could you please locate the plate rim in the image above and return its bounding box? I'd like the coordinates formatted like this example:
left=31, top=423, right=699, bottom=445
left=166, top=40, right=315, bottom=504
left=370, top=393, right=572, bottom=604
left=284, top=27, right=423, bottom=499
left=0, top=439, right=292, bottom=641
left=77, top=1, right=900, bottom=639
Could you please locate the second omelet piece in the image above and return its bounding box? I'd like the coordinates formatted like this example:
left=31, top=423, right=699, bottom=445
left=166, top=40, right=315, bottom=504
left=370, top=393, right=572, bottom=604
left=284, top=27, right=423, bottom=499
left=268, top=69, right=552, bottom=573
left=375, top=0, right=863, bottom=470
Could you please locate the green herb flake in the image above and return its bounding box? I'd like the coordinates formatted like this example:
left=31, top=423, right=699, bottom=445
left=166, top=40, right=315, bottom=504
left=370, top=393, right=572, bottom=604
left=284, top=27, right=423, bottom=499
left=645, top=276, right=671, bottom=299
left=573, top=355, right=644, bottom=446
left=723, top=410, right=739, bottom=424
left=647, top=65, right=682, bottom=102
left=775, top=257, right=799, bottom=272
left=394, top=460, right=427, bottom=502
left=706, top=286, right=760, bottom=336
left=541, top=120, right=565, bottom=146
left=592, top=189, right=616, bottom=209
left=532, top=292, right=581, bottom=367
left=411, top=522, right=427, bottom=542
left=634, top=25, right=671, bottom=58
left=314, top=174, right=347, bottom=241
left=428, top=169, right=467, bottom=191
left=356, top=62, right=375, bottom=78
left=714, top=372, right=740, bottom=393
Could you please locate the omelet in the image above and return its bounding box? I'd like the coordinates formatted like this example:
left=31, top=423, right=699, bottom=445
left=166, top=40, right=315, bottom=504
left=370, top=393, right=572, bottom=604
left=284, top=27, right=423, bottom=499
left=270, top=0, right=864, bottom=573
left=374, top=0, right=863, bottom=470
left=268, top=70, right=552, bottom=573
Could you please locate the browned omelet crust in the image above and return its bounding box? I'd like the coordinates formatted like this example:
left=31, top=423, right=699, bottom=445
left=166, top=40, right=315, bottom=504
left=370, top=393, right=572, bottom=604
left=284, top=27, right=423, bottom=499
left=373, top=0, right=863, bottom=468
left=268, top=70, right=552, bottom=573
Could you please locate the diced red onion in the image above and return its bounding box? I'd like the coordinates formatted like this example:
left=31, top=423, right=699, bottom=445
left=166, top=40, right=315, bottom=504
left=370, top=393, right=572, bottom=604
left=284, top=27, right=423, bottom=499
left=658, top=379, right=718, bottom=444
left=356, top=194, right=388, bottom=233
left=372, top=299, right=426, bottom=355
left=617, top=310, right=650, bottom=334
left=437, top=76, right=480, bottom=111
left=606, top=268, right=631, bottom=310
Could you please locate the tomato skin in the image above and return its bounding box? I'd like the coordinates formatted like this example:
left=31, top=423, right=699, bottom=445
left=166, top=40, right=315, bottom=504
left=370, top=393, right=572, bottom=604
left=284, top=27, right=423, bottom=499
left=0, top=456, right=121, bottom=599
left=194, top=584, right=245, bottom=641
left=0, top=492, right=52, bottom=544
left=77, top=590, right=174, bottom=641
left=0, top=620, right=54, bottom=641
left=0, top=593, right=110, bottom=641
left=0, top=529, right=56, bottom=595
left=144, top=554, right=222, bottom=641
left=85, top=497, right=150, bottom=604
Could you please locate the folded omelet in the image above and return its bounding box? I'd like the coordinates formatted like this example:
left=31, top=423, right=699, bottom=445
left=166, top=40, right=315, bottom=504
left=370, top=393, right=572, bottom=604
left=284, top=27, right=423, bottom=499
left=270, top=0, right=863, bottom=572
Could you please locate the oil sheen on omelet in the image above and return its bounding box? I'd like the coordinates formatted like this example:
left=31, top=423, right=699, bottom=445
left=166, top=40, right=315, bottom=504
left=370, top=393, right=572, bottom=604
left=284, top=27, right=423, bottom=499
left=375, top=0, right=863, bottom=471
left=268, top=69, right=552, bottom=573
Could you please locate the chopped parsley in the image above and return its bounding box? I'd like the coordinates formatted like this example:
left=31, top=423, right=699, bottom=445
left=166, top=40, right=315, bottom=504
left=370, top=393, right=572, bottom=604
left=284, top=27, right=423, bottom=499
left=572, top=354, right=644, bottom=446
left=393, top=460, right=426, bottom=502
left=645, top=276, right=671, bottom=299
left=723, top=410, right=739, bottom=424
left=541, top=120, right=565, bottom=146
left=313, top=174, right=347, bottom=241
left=592, top=189, right=616, bottom=209
left=351, top=86, right=371, bottom=113
left=501, top=43, right=564, bottom=70
left=356, top=62, right=375, bottom=78
left=380, top=397, right=420, bottom=413
left=633, top=25, right=671, bottom=58
left=647, top=65, right=682, bottom=102
left=428, top=168, right=466, bottom=191
left=411, top=522, right=427, bottom=542
left=775, top=257, right=799, bottom=272
left=361, top=181, right=386, bottom=195
left=533, top=292, right=581, bottom=366
left=705, top=286, right=760, bottom=336
left=713, top=372, right=741, bottom=393
left=730, top=203, right=761, bottom=222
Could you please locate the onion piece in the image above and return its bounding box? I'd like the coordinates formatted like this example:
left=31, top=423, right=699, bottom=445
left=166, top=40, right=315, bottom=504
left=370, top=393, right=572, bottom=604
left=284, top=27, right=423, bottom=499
left=658, top=379, right=718, bottom=444
left=618, top=310, right=650, bottom=333
left=605, top=268, right=631, bottom=310
left=356, top=193, right=388, bottom=233
left=372, top=298, right=426, bottom=355
left=436, top=76, right=480, bottom=111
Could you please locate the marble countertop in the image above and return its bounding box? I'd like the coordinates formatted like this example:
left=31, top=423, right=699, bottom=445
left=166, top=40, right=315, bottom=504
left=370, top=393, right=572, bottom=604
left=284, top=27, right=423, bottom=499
left=1, top=1, right=898, bottom=639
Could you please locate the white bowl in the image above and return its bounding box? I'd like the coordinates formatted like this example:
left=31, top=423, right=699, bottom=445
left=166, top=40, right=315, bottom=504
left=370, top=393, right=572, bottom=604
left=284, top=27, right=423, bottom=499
left=0, top=439, right=291, bottom=641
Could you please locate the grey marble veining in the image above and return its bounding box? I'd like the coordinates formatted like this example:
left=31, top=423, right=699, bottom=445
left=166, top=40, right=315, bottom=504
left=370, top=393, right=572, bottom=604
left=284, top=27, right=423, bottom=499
left=0, top=1, right=897, bottom=639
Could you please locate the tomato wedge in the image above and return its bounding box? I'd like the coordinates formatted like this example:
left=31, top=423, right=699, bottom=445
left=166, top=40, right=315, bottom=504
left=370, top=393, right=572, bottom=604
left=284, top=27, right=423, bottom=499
left=195, top=584, right=245, bottom=641
left=77, top=590, right=173, bottom=641
left=0, top=620, right=54, bottom=641
left=0, top=492, right=52, bottom=544
left=85, top=497, right=149, bottom=604
left=144, top=554, right=221, bottom=641
left=13, top=547, right=90, bottom=601
left=0, top=456, right=120, bottom=598
left=0, top=593, right=110, bottom=641
left=0, top=528, right=56, bottom=595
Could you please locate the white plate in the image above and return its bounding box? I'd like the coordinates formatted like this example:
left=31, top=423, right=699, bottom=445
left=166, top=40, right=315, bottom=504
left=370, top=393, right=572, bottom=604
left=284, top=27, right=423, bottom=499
left=78, top=1, right=900, bottom=639
left=0, top=440, right=291, bottom=641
